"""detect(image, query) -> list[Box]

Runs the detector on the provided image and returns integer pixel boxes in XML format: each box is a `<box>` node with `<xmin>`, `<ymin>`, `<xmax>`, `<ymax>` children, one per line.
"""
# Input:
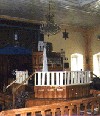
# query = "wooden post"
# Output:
<box><xmin>51</xmin><ymin>109</ymin><xmax>56</xmax><ymax>116</ymax></box>
<box><xmin>91</xmin><ymin>102</ymin><xmax>94</xmax><ymax>115</ymax></box>
<box><xmin>20</xmin><ymin>113</ymin><xmax>26</xmax><ymax>116</ymax></box>
<box><xmin>41</xmin><ymin>111</ymin><xmax>45</xmax><ymax>116</ymax></box>
<box><xmin>67</xmin><ymin>72</ymin><xmax>70</xmax><ymax>85</ymax></box>
<box><xmin>60</xmin><ymin>72</ymin><xmax>63</xmax><ymax>85</ymax></box>
<box><xmin>68</xmin><ymin>106</ymin><xmax>73</xmax><ymax>116</ymax></box>
<box><xmin>83</xmin><ymin>103</ymin><xmax>87</xmax><ymax>116</ymax></box>
<box><xmin>51</xmin><ymin>72</ymin><xmax>54</xmax><ymax>86</ymax></box>
<box><xmin>60</xmin><ymin>107</ymin><xmax>65</xmax><ymax>116</ymax></box>
<box><xmin>76</xmin><ymin>104</ymin><xmax>80</xmax><ymax>116</ymax></box>
<box><xmin>98</xmin><ymin>102</ymin><xmax>100</xmax><ymax>114</ymax></box>
<box><xmin>56</xmin><ymin>72</ymin><xmax>59</xmax><ymax>85</ymax></box>
<box><xmin>31</xmin><ymin>112</ymin><xmax>35</xmax><ymax>116</ymax></box>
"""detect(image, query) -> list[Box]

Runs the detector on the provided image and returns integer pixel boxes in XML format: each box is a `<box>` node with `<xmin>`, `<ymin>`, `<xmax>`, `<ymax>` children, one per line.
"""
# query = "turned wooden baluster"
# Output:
<box><xmin>83</xmin><ymin>103</ymin><xmax>87</xmax><ymax>116</ymax></box>
<box><xmin>91</xmin><ymin>102</ymin><xmax>94</xmax><ymax>115</ymax></box>
<box><xmin>68</xmin><ymin>106</ymin><xmax>73</xmax><ymax>116</ymax></box>
<box><xmin>60</xmin><ymin>107</ymin><xmax>65</xmax><ymax>116</ymax></box>
<box><xmin>20</xmin><ymin>112</ymin><xmax>26</xmax><ymax>116</ymax></box>
<box><xmin>41</xmin><ymin>110</ymin><xmax>45</xmax><ymax>116</ymax></box>
<box><xmin>76</xmin><ymin>104</ymin><xmax>80</xmax><ymax>116</ymax></box>
<box><xmin>98</xmin><ymin>102</ymin><xmax>100</xmax><ymax>114</ymax></box>
<box><xmin>31</xmin><ymin>112</ymin><xmax>35</xmax><ymax>116</ymax></box>
<box><xmin>51</xmin><ymin>109</ymin><xmax>56</xmax><ymax>116</ymax></box>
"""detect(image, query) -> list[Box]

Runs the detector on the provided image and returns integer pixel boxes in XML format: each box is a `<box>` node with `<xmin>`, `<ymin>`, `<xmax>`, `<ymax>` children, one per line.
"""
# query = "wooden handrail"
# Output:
<box><xmin>6</xmin><ymin>76</ymin><xmax>21</xmax><ymax>89</ymax></box>
<box><xmin>13</xmin><ymin>72</ymin><xmax>35</xmax><ymax>92</ymax></box>
<box><xmin>0</xmin><ymin>96</ymin><xmax>100</xmax><ymax>116</ymax></box>
<box><xmin>12</xmin><ymin>72</ymin><xmax>35</xmax><ymax>108</ymax></box>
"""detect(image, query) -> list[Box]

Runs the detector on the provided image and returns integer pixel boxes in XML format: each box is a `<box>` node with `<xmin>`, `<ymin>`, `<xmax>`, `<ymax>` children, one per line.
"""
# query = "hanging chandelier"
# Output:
<box><xmin>40</xmin><ymin>1</ymin><xmax>61</xmax><ymax>37</ymax></box>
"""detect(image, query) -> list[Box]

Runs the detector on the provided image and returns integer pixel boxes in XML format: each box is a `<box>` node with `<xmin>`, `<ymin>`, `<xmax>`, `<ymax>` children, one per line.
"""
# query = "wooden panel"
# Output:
<box><xmin>34</xmin><ymin>84</ymin><xmax>90</xmax><ymax>99</ymax></box>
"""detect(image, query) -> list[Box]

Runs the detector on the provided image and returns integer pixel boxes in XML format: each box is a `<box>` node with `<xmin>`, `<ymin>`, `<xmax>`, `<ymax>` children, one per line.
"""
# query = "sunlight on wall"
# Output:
<box><xmin>71</xmin><ymin>53</ymin><xmax>83</xmax><ymax>71</ymax></box>
<box><xmin>93</xmin><ymin>53</ymin><xmax>100</xmax><ymax>77</ymax></box>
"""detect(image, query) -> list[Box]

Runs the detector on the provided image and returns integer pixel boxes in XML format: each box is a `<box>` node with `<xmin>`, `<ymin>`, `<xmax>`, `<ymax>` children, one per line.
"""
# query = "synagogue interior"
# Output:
<box><xmin>0</xmin><ymin>0</ymin><xmax>100</xmax><ymax>116</ymax></box>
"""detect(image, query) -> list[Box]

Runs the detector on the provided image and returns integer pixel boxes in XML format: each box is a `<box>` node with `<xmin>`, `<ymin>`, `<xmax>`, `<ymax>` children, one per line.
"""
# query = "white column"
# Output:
<box><xmin>34</xmin><ymin>73</ymin><xmax>36</xmax><ymax>86</ymax></box>
<box><xmin>86</xmin><ymin>71</ymin><xmax>90</xmax><ymax>83</ymax></box>
<box><xmin>51</xmin><ymin>72</ymin><xmax>54</xmax><ymax>86</ymax></box>
<box><xmin>74</xmin><ymin>71</ymin><xmax>77</xmax><ymax>84</ymax></box>
<box><xmin>56</xmin><ymin>72</ymin><xmax>59</xmax><ymax>86</ymax></box>
<box><xmin>64</xmin><ymin>72</ymin><xmax>66</xmax><ymax>85</ymax></box>
<box><xmin>19</xmin><ymin>71</ymin><xmax>22</xmax><ymax>83</ymax></box>
<box><xmin>89</xmin><ymin>71</ymin><xmax>91</xmax><ymax>82</ymax></box>
<box><xmin>60</xmin><ymin>72</ymin><xmax>63</xmax><ymax>85</ymax></box>
<box><xmin>25</xmin><ymin>70</ymin><xmax>28</xmax><ymax>83</ymax></box>
<box><xmin>23</xmin><ymin>71</ymin><xmax>25</xmax><ymax>84</ymax></box>
<box><xmin>71</xmin><ymin>72</ymin><xmax>74</xmax><ymax>84</ymax></box>
<box><xmin>78</xmin><ymin>71</ymin><xmax>80</xmax><ymax>83</ymax></box>
<box><xmin>42</xmin><ymin>72</ymin><xmax>45</xmax><ymax>85</ymax></box>
<box><xmin>38</xmin><ymin>72</ymin><xmax>41</xmax><ymax>86</ymax></box>
<box><xmin>67</xmin><ymin>71</ymin><xmax>70</xmax><ymax>85</ymax></box>
<box><xmin>22</xmin><ymin>71</ymin><xmax>24</xmax><ymax>83</ymax></box>
<box><xmin>81</xmin><ymin>72</ymin><xmax>83</xmax><ymax>83</ymax></box>
<box><xmin>47</xmin><ymin>72</ymin><xmax>50</xmax><ymax>85</ymax></box>
<box><xmin>15</xmin><ymin>71</ymin><xmax>19</xmax><ymax>83</ymax></box>
<box><xmin>84</xmin><ymin>71</ymin><xmax>87</xmax><ymax>83</ymax></box>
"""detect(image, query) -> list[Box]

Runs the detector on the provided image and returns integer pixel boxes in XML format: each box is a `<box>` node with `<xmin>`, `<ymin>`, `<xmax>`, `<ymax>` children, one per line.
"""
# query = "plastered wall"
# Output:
<box><xmin>44</xmin><ymin>25</ymin><xmax>100</xmax><ymax>71</ymax></box>
<box><xmin>44</xmin><ymin>26</ymin><xmax>86</xmax><ymax>70</ymax></box>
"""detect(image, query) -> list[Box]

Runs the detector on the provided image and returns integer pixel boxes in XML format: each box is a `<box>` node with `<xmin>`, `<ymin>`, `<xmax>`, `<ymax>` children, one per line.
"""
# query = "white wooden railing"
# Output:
<box><xmin>35</xmin><ymin>71</ymin><xmax>91</xmax><ymax>86</ymax></box>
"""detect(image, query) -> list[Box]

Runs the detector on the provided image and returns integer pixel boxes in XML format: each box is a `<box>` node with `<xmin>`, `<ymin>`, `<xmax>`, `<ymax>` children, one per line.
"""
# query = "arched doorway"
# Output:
<box><xmin>71</xmin><ymin>53</ymin><xmax>83</xmax><ymax>71</ymax></box>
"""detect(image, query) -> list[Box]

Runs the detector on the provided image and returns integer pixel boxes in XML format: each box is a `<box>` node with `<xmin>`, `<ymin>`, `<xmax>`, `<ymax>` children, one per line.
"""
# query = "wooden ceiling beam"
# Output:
<box><xmin>0</xmin><ymin>15</ymin><xmax>42</xmax><ymax>25</ymax></box>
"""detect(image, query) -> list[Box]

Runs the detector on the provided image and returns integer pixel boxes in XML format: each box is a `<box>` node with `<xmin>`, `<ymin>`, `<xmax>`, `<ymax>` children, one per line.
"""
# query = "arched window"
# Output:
<box><xmin>93</xmin><ymin>53</ymin><xmax>100</xmax><ymax>77</ymax></box>
<box><xmin>71</xmin><ymin>53</ymin><xmax>83</xmax><ymax>71</ymax></box>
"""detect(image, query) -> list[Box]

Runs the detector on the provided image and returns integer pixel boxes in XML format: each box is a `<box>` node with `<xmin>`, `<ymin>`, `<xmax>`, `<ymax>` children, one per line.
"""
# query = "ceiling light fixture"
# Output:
<box><xmin>40</xmin><ymin>0</ymin><xmax>60</xmax><ymax>37</ymax></box>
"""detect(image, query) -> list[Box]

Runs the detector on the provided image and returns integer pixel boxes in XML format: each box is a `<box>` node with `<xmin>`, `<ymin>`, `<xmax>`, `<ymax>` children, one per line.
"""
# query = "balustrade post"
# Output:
<box><xmin>71</xmin><ymin>72</ymin><xmax>73</xmax><ymax>84</ymax></box>
<box><xmin>41</xmin><ymin>111</ymin><xmax>45</xmax><ymax>116</ymax></box>
<box><xmin>42</xmin><ymin>72</ymin><xmax>45</xmax><ymax>85</ymax></box>
<box><xmin>60</xmin><ymin>72</ymin><xmax>63</xmax><ymax>85</ymax></box>
<box><xmin>20</xmin><ymin>71</ymin><xmax>23</xmax><ymax>83</ymax></box>
<box><xmin>60</xmin><ymin>107</ymin><xmax>65</xmax><ymax>116</ymax></box>
<box><xmin>51</xmin><ymin>109</ymin><xmax>56</xmax><ymax>116</ymax></box>
<box><xmin>67</xmin><ymin>72</ymin><xmax>70</xmax><ymax>85</ymax></box>
<box><xmin>45</xmin><ymin>110</ymin><xmax>51</xmax><ymax>115</ymax></box>
<box><xmin>84</xmin><ymin>72</ymin><xmax>87</xmax><ymax>83</ymax></box>
<box><xmin>68</xmin><ymin>106</ymin><xmax>73</xmax><ymax>116</ymax></box>
<box><xmin>91</xmin><ymin>103</ymin><xmax>94</xmax><ymax>115</ymax></box>
<box><xmin>51</xmin><ymin>72</ymin><xmax>54</xmax><ymax>86</ymax></box>
<box><xmin>81</xmin><ymin>72</ymin><xmax>83</xmax><ymax>83</ymax></box>
<box><xmin>20</xmin><ymin>112</ymin><xmax>27</xmax><ymax>116</ymax></box>
<box><xmin>76</xmin><ymin>104</ymin><xmax>80</xmax><ymax>116</ymax></box>
<box><xmin>98</xmin><ymin>102</ymin><xmax>100</xmax><ymax>114</ymax></box>
<box><xmin>78</xmin><ymin>72</ymin><xmax>80</xmax><ymax>83</ymax></box>
<box><xmin>74</xmin><ymin>72</ymin><xmax>77</xmax><ymax>84</ymax></box>
<box><xmin>64</xmin><ymin>72</ymin><xmax>66</xmax><ymax>85</ymax></box>
<box><xmin>38</xmin><ymin>72</ymin><xmax>41</xmax><ymax>86</ymax></box>
<box><xmin>83</xmin><ymin>103</ymin><xmax>87</xmax><ymax>116</ymax></box>
<box><xmin>31</xmin><ymin>112</ymin><xmax>35</xmax><ymax>116</ymax></box>
<box><xmin>87</xmin><ymin>71</ymin><xmax>91</xmax><ymax>83</ymax></box>
<box><xmin>47</xmin><ymin>72</ymin><xmax>49</xmax><ymax>85</ymax></box>
<box><xmin>56</xmin><ymin>72</ymin><xmax>59</xmax><ymax>85</ymax></box>
<box><xmin>25</xmin><ymin>70</ymin><xmax>28</xmax><ymax>84</ymax></box>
